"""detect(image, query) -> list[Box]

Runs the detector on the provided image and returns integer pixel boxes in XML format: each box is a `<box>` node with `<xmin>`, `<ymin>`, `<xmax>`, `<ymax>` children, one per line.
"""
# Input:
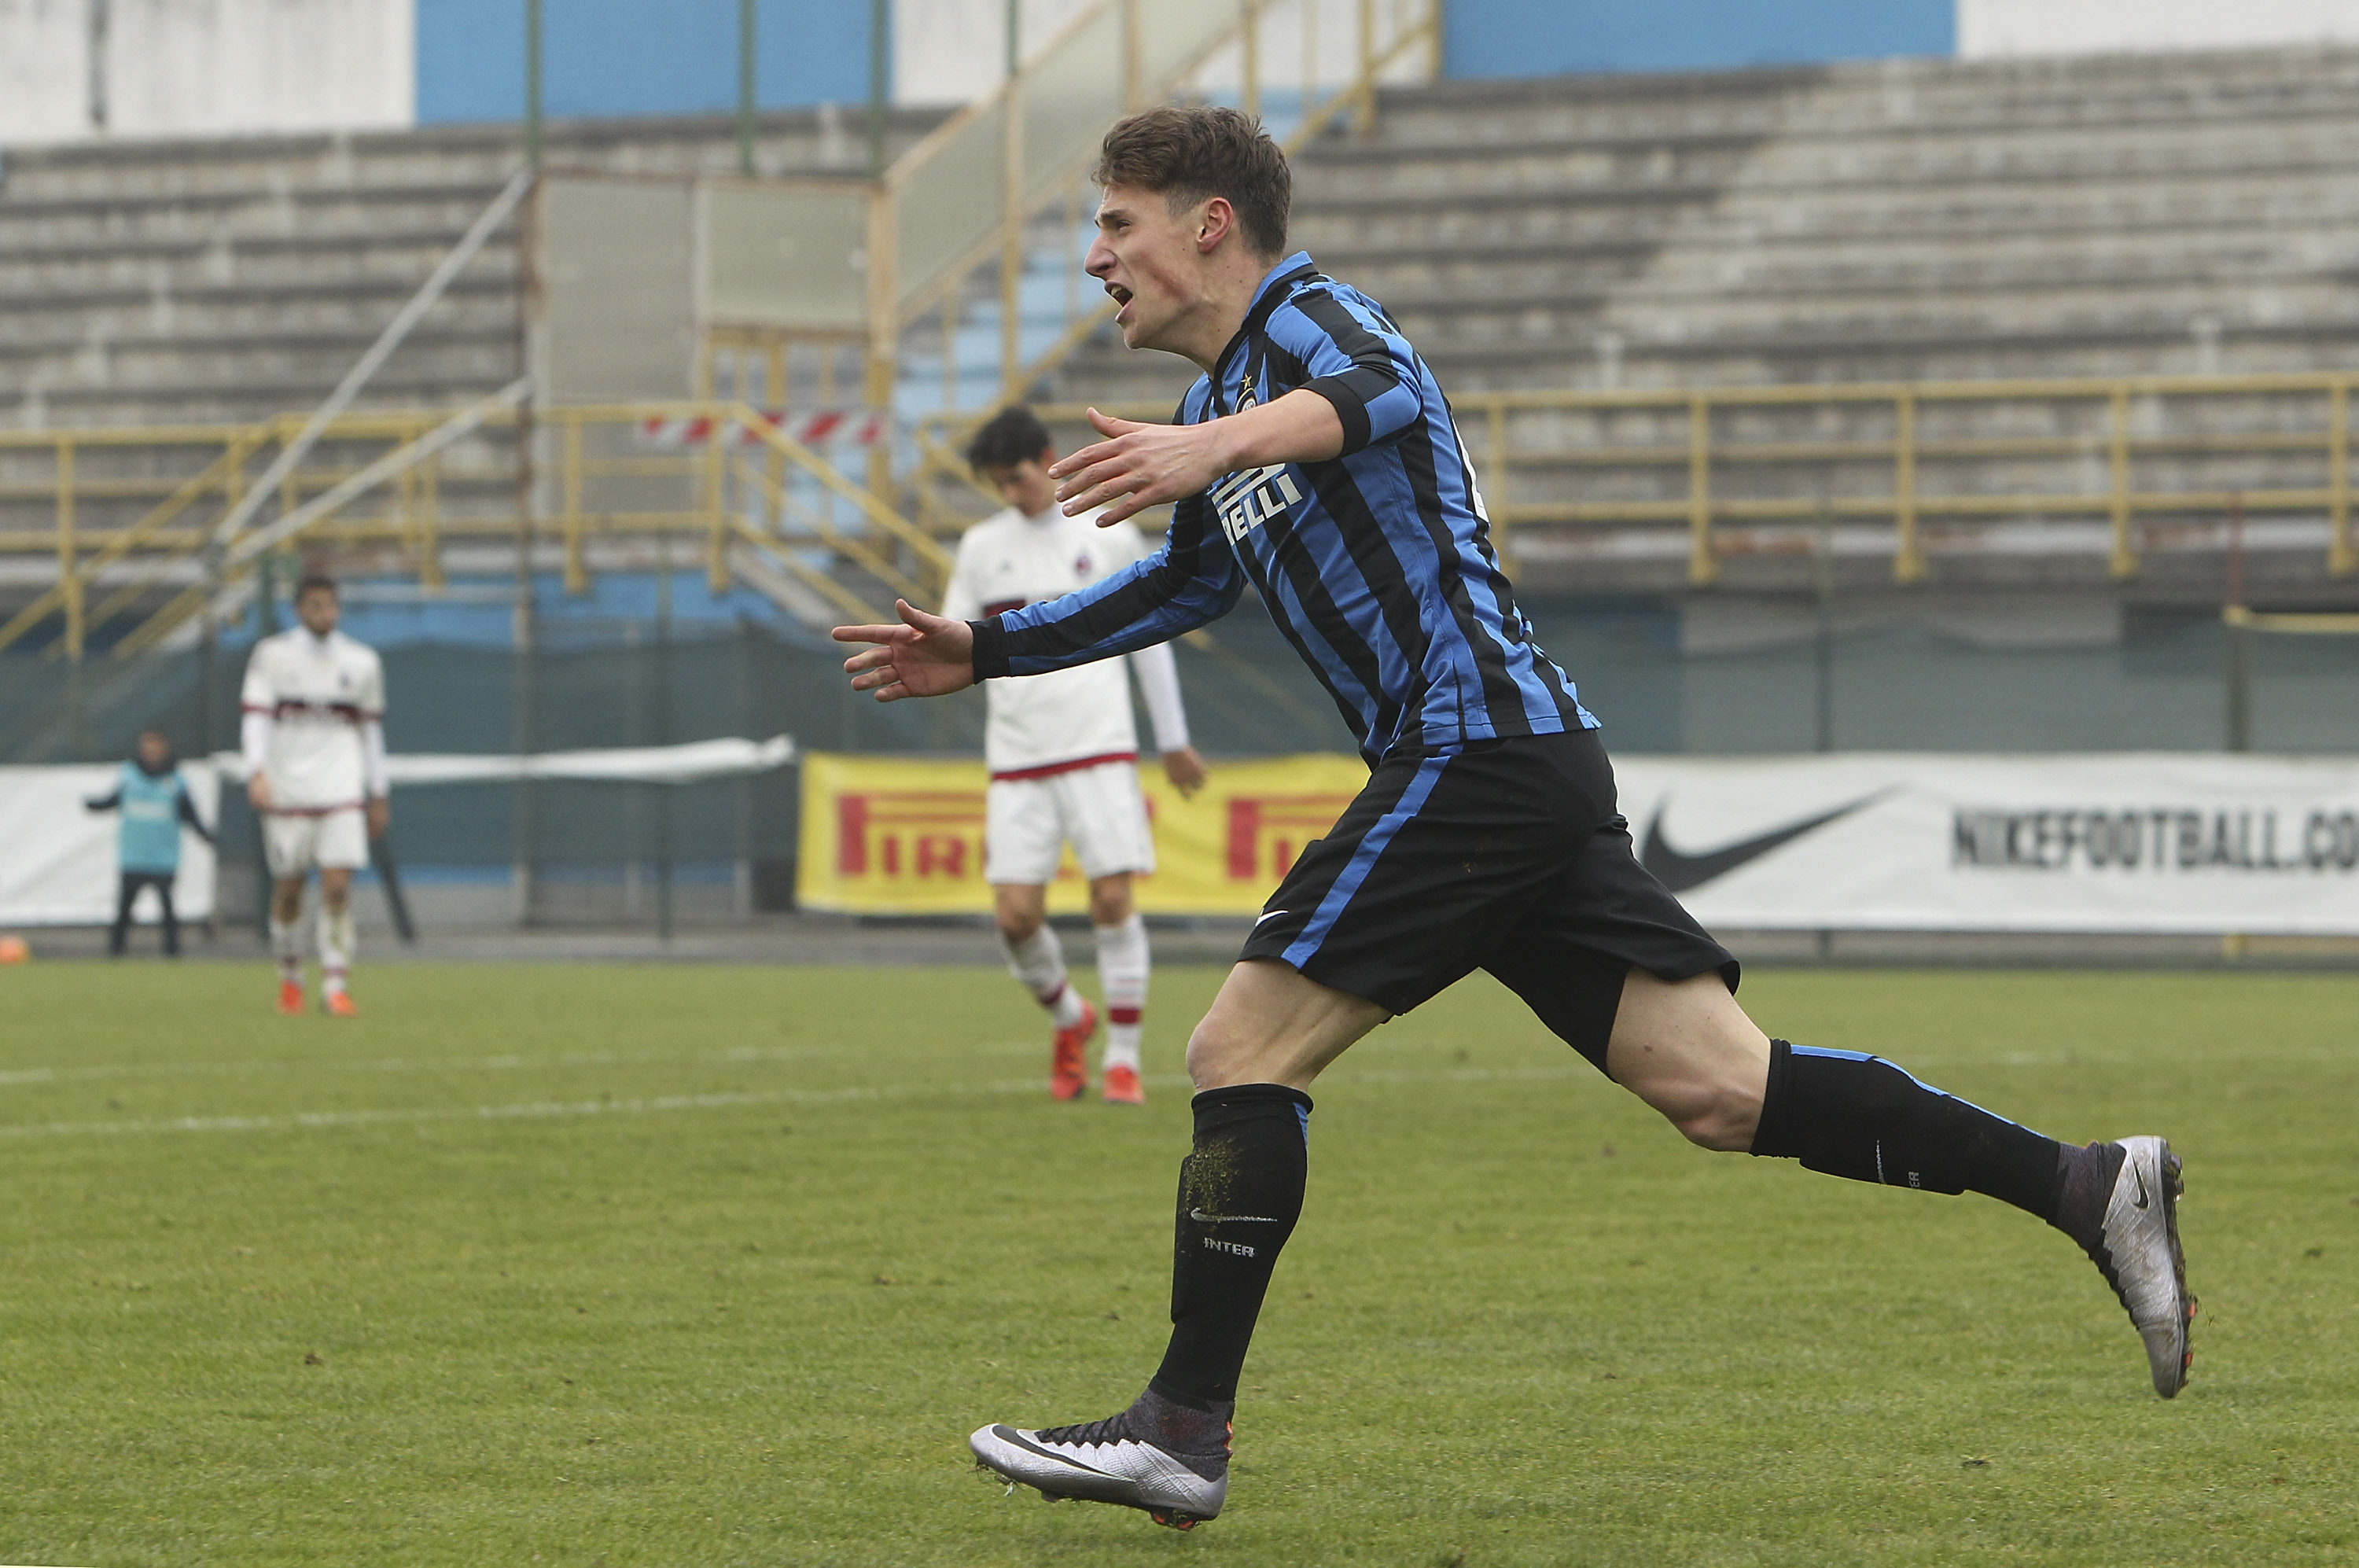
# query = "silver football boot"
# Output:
<box><xmin>2089</xmin><ymin>1136</ymin><xmax>2195</xmax><ymax>1397</ymax></box>
<box><xmin>970</xmin><ymin>1399</ymin><xmax>1229</xmax><ymax>1529</ymax></box>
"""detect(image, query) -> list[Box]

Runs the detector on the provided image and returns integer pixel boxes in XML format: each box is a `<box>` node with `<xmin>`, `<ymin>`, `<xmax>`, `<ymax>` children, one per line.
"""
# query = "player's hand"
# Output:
<box><xmin>366</xmin><ymin>797</ymin><xmax>391</xmax><ymax>839</ymax></box>
<box><xmin>1161</xmin><ymin>746</ymin><xmax>1209</xmax><ymax>799</ymax></box>
<box><xmin>1050</xmin><ymin>408</ymin><xmax>1231</xmax><ymax>527</ymax></box>
<box><xmin>832</xmin><ymin>599</ymin><xmax>977</xmax><ymax>701</ymax></box>
<box><xmin>247</xmin><ymin>775</ymin><xmax>274</xmax><ymax>812</ymax></box>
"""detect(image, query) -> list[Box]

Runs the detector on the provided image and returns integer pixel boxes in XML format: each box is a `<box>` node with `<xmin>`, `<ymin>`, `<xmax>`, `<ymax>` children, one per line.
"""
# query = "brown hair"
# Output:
<box><xmin>1091</xmin><ymin>104</ymin><xmax>1290</xmax><ymax>259</ymax></box>
<box><xmin>965</xmin><ymin>405</ymin><xmax>1053</xmax><ymax>472</ymax></box>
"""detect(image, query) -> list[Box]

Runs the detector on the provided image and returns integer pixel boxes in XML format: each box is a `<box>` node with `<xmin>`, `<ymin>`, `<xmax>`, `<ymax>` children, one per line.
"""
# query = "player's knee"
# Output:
<box><xmin>1182</xmin><ymin>1023</ymin><xmax>1224</xmax><ymax>1090</ymax></box>
<box><xmin>1184</xmin><ymin>1017</ymin><xmax>1268</xmax><ymax>1091</ymax></box>
<box><xmin>994</xmin><ymin>906</ymin><xmax>1043</xmax><ymax>944</ymax></box>
<box><xmin>1087</xmin><ymin>886</ymin><xmax>1129</xmax><ymax>926</ymax></box>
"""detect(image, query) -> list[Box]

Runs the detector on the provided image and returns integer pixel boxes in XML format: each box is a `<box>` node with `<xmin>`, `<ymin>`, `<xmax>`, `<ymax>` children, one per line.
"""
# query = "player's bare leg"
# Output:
<box><xmin>994</xmin><ymin>884</ymin><xmax>1096</xmax><ymax>1099</ymax></box>
<box><xmin>318</xmin><ymin>867</ymin><xmax>359</xmax><ymax>1016</ymax></box>
<box><xmin>1601</xmin><ymin>969</ymin><xmax>1767</xmax><ymax>1149</ymax></box>
<box><xmin>270</xmin><ymin>874</ymin><xmax>308</xmax><ymax>1014</ymax></box>
<box><xmin>1088</xmin><ymin>874</ymin><xmax>1150</xmax><ymax>1104</ymax></box>
<box><xmin>1603</xmin><ymin>969</ymin><xmax>2190</xmax><ymax>1394</ymax></box>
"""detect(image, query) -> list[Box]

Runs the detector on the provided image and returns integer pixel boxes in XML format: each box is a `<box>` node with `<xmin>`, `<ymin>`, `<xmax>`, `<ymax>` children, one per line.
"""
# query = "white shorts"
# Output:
<box><xmin>985</xmin><ymin>760</ymin><xmax>1155</xmax><ymax>885</ymax></box>
<box><xmin>263</xmin><ymin>807</ymin><xmax>369</xmax><ymax>878</ymax></box>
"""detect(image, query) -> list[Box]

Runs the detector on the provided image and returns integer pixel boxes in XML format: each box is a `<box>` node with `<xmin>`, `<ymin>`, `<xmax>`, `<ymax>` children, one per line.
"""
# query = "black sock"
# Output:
<box><xmin>1750</xmin><ymin>1040</ymin><xmax>2063</xmax><ymax>1220</ymax></box>
<box><xmin>1148</xmin><ymin>1084</ymin><xmax>1312</xmax><ymax>1412</ymax></box>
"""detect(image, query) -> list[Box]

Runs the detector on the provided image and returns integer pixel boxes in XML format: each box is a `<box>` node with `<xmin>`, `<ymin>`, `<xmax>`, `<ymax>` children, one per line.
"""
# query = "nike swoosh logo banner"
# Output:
<box><xmin>1640</xmin><ymin>792</ymin><xmax>1890</xmax><ymax>893</ymax></box>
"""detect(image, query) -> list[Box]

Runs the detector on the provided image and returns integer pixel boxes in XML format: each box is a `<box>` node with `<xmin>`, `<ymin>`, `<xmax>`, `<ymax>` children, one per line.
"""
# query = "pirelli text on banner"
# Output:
<box><xmin>796</xmin><ymin>753</ymin><xmax>1367</xmax><ymax>916</ymax></box>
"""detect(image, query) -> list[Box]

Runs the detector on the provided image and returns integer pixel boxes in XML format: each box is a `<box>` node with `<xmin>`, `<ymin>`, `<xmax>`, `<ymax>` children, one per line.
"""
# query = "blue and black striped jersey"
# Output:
<box><xmin>970</xmin><ymin>251</ymin><xmax>1598</xmax><ymax>764</ymax></box>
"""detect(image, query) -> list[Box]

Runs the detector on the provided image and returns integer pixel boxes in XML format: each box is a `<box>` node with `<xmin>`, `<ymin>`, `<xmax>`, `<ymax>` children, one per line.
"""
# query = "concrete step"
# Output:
<box><xmin>0</xmin><ymin>185</ymin><xmax>518</xmax><ymax>249</ymax></box>
<box><xmin>1302</xmin><ymin>116</ymin><xmax>2359</xmax><ymax>208</ymax></box>
<box><xmin>0</xmin><ymin>274</ymin><xmax>515</xmax><ymax>351</ymax></box>
<box><xmin>1329</xmin><ymin>234</ymin><xmax>2356</xmax><ymax>316</ymax></box>
<box><xmin>1321</xmin><ymin>82</ymin><xmax>2359</xmax><ymax>160</ymax></box>
<box><xmin>1362</xmin><ymin>46</ymin><xmax>2359</xmax><ymax>145</ymax></box>
<box><xmin>11</xmin><ymin>354</ymin><xmax>521</xmax><ymax>428</ymax></box>
<box><xmin>1380</xmin><ymin>281</ymin><xmax>2355</xmax><ymax>363</ymax></box>
<box><xmin>1294</xmin><ymin>180</ymin><xmax>2359</xmax><ymax>265</ymax></box>
<box><xmin>0</xmin><ymin>234</ymin><xmax>521</xmax><ymax>295</ymax></box>
<box><xmin>1294</xmin><ymin>160</ymin><xmax>2359</xmax><ymax>241</ymax></box>
<box><xmin>1419</xmin><ymin>320</ymin><xmax>2359</xmax><ymax>393</ymax></box>
<box><xmin>0</xmin><ymin>107</ymin><xmax>946</xmax><ymax>201</ymax></box>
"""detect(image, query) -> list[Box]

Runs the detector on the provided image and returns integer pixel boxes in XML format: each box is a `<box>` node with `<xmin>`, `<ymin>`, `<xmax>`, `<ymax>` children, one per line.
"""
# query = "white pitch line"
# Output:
<box><xmin>0</xmin><ymin>1065</ymin><xmax>1589</xmax><ymax>1144</ymax></box>
<box><xmin>0</xmin><ymin>1078</ymin><xmax>1046</xmax><ymax>1142</ymax></box>
<box><xmin>0</xmin><ymin>1040</ymin><xmax>955</xmax><ymax>1088</ymax></box>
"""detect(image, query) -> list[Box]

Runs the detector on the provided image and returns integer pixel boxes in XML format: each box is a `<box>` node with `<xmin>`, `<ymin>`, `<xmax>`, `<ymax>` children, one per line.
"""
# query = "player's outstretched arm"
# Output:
<box><xmin>833</xmin><ymin>599</ymin><xmax>977</xmax><ymax>702</ymax></box>
<box><xmin>1051</xmin><ymin>396</ymin><xmax>1345</xmax><ymax>526</ymax></box>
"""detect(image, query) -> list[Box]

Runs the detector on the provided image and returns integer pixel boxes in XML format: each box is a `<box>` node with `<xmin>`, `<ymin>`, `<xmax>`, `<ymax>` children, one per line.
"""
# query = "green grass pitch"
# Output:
<box><xmin>0</xmin><ymin>959</ymin><xmax>2353</xmax><ymax>1566</ymax></box>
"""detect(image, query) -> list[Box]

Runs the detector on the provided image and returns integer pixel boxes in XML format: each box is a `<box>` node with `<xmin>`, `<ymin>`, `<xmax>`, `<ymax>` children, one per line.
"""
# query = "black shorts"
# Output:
<box><xmin>1238</xmin><ymin>728</ymin><xmax>1737</xmax><ymax>1073</ymax></box>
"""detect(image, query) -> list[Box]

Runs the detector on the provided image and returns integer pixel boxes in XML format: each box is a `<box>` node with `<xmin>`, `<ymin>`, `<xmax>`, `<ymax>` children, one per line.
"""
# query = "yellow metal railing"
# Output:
<box><xmin>0</xmin><ymin>402</ymin><xmax>941</xmax><ymax>658</ymax></box>
<box><xmin>914</xmin><ymin>370</ymin><xmax>2359</xmax><ymax>583</ymax></box>
<box><xmin>12</xmin><ymin>369</ymin><xmax>2354</xmax><ymax>661</ymax></box>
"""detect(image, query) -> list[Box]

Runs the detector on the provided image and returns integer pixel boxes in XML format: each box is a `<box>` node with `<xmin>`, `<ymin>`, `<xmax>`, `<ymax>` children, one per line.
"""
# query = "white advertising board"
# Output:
<box><xmin>1615</xmin><ymin>754</ymin><xmax>2359</xmax><ymax>935</ymax></box>
<box><xmin>0</xmin><ymin>741</ymin><xmax>793</xmax><ymax>928</ymax></box>
<box><xmin>0</xmin><ymin>765</ymin><xmax>219</xmax><ymax>927</ymax></box>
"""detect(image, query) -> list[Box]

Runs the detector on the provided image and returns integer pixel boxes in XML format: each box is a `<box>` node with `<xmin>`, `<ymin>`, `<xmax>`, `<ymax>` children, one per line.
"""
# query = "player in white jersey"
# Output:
<box><xmin>239</xmin><ymin>575</ymin><xmax>389</xmax><ymax>1017</ymax></box>
<box><xmin>947</xmin><ymin>407</ymin><xmax>1206</xmax><ymax>1103</ymax></box>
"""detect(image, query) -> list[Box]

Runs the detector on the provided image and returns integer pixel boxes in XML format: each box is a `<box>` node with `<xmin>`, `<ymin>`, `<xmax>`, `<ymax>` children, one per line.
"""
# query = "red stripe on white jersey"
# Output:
<box><xmin>988</xmin><ymin>751</ymin><xmax>1138</xmax><ymax>783</ymax></box>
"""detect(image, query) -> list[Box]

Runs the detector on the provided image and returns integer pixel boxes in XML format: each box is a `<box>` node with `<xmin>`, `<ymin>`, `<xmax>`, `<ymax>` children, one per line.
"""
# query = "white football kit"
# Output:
<box><xmin>943</xmin><ymin>503</ymin><xmax>1192</xmax><ymax>885</ymax></box>
<box><xmin>240</xmin><ymin>628</ymin><xmax>389</xmax><ymax>876</ymax></box>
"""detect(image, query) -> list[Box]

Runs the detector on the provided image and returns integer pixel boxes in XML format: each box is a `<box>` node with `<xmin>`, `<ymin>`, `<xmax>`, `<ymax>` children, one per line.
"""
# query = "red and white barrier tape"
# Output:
<box><xmin>637</xmin><ymin>410</ymin><xmax>888</xmax><ymax>447</ymax></box>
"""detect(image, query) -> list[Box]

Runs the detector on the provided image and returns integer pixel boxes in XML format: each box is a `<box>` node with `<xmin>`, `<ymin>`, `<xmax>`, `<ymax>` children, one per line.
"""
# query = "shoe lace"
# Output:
<box><xmin>1035</xmin><ymin>1411</ymin><xmax>1135</xmax><ymax>1449</ymax></box>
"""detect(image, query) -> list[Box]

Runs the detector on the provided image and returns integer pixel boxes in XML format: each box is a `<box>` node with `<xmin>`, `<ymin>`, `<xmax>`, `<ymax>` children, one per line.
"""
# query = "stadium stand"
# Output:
<box><xmin>12</xmin><ymin>46</ymin><xmax>2354</xmax><ymax>427</ymax></box>
<box><xmin>1058</xmin><ymin>45</ymin><xmax>2359</xmax><ymax>403</ymax></box>
<box><xmin>0</xmin><ymin>107</ymin><xmax>942</xmax><ymax>431</ymax></box>
<box><xmin>7</xmin><ymin>43</ymin><xmax>2358</xmax><ymax>637</ymax></box>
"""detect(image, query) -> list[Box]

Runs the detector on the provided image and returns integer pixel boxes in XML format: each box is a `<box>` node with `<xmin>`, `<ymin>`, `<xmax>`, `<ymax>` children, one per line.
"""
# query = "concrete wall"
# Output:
<box><xmin>0</xmin><ymin>0</ymin><xmax>413</xmax><ymax>145</ymax></box>
<box><xmin>0</xmin><ymin>0</ymin><xmax>89</xmax><ymax>145</ymax></box>
<box><xmin>893</xmin><ymin>0</ymin><xmax>1086</xmax><ymax>106</ymax></box>
<box><xmin>1960</xmin><ymin>0</ymin><xmax>2359</xmax><ymax>58</ymax></box>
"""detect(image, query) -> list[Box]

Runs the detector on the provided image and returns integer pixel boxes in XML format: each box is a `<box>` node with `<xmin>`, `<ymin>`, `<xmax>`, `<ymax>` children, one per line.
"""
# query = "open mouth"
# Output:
<box><xmin>1106</xmin><ymin>282</ymin><xmax>1133</xmax><ymax>316</ymax></box>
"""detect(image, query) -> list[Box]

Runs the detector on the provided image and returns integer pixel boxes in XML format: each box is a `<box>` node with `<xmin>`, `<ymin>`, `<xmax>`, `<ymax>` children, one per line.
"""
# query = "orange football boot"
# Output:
<box><xmin>277</xmin><ymin>978</ymin><xmax>305</xmax><ymax>1016</ymax></box>
<box><xmin>1051</xmin><ymin>998</ymin><xmax>1097</xmax><ymax>1102</ymax></box>
<box><xmin>322</xmin><ymin>989</ymin><xmax>359</xmax><ymax>1018</ymax></box>
<box><xmin>1101</xmin><ymin>1063</ymin><xmax>1145</xmax><ymax>1105</ymax></box>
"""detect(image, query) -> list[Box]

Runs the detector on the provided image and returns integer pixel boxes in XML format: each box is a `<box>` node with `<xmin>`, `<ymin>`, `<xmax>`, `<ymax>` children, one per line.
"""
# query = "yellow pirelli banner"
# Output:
<box><xmin>796</xmin><ymin>752</ymin><xmax>1369</xmax><ymax>915</ymax></box>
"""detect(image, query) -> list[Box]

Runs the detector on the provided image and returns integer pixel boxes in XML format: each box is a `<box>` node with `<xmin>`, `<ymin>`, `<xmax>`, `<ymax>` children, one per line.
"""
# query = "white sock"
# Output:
<box><xmin>270</xmin><ymin>915</ymin><xmax>305</xmax><ymax>985</ymax></box>
<box><xmin>1095</xmin><ymin>912</ymin><xmax>1148</xmax><ymax>1072</ymax></box>
<box><xmin>319</xmin><ymin>905</ymin><xmax>355</xmax><ymax>996</ymax></box>
<box><xmin>1000</xmin><ymin>925</ymin><xmax>1084</xmax><ymax>1027</ymax></box>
